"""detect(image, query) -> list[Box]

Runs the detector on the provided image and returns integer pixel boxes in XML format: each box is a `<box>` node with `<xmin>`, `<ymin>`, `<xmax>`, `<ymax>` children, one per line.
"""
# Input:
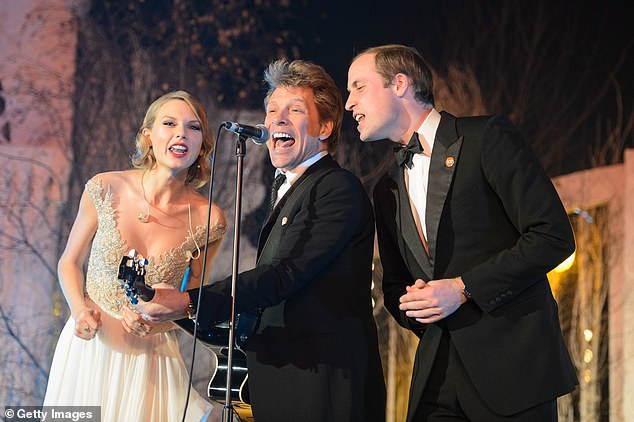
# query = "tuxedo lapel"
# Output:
<box><xmin>426</xmin><ymin>112</ymin><xmax>462</xmax><ymax>263</ymax></box>
<box><xmin>387</xmin><ymin>163</ymin><xmax>433</xmax><ymax>279</ymax></box>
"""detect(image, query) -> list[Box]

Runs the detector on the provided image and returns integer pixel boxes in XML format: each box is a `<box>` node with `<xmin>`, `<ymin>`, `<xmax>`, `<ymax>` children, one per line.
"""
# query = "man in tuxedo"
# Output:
<box><xmin>345</xmin><ymin>44</ymin><xmax>577</xmax><ymax>421</ymax></box>
<box><xmin>139</xmin><ymin>59</ymin><xmax>386</xmax><ymax>421</ymax></box>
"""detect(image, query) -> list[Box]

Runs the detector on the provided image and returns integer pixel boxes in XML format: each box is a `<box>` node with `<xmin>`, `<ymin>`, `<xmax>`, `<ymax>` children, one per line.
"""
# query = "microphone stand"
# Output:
<box><xmin>222</xmin><ymin>133</ymin><xmax>247</xmax><ymax>422</ymax></box>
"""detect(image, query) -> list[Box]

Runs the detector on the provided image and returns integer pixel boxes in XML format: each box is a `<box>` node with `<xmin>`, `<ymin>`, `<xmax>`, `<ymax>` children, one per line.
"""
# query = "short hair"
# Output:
<box><xmin>263</xmin><ymin>59</ymin><xmax>343</xmax><ymax>154</ymax></box>
<box><xmin>356</xmin><ymin>44</ymin><xmax>434</xmax><ymax>106</ymax></box>
<box><xmin>131</xmin><ymin>90</ymin><xmax>213</xmax><ymax>188</ymax></box>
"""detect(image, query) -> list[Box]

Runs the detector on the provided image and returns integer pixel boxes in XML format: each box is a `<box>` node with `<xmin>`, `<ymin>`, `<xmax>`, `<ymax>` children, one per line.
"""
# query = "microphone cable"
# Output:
<box><xmin>181</xmin><ymin>123</ymin><xmax>221</xmax><ymax>422</ymax></box>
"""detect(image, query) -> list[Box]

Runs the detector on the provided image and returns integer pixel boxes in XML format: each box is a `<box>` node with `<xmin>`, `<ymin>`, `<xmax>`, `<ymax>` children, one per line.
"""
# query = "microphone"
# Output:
<box><xmin>223</xmin><ymin>121</ymin><xmax>269</xmax><ymax>144</ymax></box>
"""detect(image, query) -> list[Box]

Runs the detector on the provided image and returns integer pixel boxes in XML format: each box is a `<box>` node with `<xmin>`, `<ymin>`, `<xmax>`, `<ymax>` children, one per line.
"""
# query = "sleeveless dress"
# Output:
<box><xmin>44</xmin><ymin>179</ymin><xmax>226</xmax><ymax>421</ymax></box>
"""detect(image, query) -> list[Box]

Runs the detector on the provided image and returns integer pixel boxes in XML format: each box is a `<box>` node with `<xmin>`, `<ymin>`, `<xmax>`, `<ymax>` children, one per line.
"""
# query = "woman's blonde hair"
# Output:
<box><xmin>131</xmin><ymin>90</ymin><xmax>213</xmax><ymax>188</ymax></box>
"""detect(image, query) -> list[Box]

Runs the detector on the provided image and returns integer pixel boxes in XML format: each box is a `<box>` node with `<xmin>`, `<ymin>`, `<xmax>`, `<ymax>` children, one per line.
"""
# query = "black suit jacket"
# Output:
<box><xmin>374</xmin><ymin>112</ymin><xmax>577</xmax><ymax>418</ymax></box>
<box><xmin>194</xmin><ymin>155</ymin><xmax>386</xmax><ymax>421</ymax></box>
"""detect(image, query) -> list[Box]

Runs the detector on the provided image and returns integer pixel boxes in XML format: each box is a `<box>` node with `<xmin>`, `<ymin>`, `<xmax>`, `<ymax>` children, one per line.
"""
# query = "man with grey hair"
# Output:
<box><xmin>139</xmin><ymin>59</ymin><xmax>386</xmax><ymax>421</ymax></box>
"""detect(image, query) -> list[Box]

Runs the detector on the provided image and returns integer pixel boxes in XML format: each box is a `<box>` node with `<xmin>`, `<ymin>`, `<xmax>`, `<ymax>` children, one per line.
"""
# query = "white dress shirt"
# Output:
<box><xmin>405</xmin><ymin>108</ymin><xmax>441</xmax><ymax>244</ymax></box>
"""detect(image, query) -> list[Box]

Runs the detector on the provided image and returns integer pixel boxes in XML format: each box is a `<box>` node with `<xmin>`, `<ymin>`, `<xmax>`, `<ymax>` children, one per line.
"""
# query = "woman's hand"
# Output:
<box><xmin>73</xmin><ymin>307</ymin><xmax>102</xmax><ymax>340</ymax></box>
<box><xmin>120</xmin><ymin>305</ymin><xmax>173</xmax><ymax>337</ymax></box>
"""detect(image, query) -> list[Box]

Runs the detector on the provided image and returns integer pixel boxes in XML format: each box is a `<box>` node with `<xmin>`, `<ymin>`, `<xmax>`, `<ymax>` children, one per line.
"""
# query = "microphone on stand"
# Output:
<box><xmin>223</xmin><ymin>121</ymin><xmax>269</xmax><ymax>144</ymax></box>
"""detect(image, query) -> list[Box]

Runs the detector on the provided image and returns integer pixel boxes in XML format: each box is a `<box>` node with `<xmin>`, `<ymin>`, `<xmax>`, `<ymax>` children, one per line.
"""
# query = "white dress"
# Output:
<box><xmin>44</xmin><ymin>179</ymin><xmax>226</xmax><ymax>422</ymax></box>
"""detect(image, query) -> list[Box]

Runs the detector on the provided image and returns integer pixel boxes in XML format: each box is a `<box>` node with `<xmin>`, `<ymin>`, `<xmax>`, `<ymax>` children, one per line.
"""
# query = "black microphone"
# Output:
<box><xmin>223</xmin><ymin>121</ymin><xmax>269</xmax><ymax>144</ymax></box>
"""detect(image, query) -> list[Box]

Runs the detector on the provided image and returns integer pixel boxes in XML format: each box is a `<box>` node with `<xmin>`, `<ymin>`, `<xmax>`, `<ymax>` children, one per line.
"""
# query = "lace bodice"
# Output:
<box><xmin>84</xmin><ymin>179</ymin><xmax>225</xmax><ymax>318</ymax></box>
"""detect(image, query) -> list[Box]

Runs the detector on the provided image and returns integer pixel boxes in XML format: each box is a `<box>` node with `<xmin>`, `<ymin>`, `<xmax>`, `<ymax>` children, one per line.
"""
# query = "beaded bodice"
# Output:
<box><xmin>84</xmin><ymin>179</ymin><xmax>225</xmax><ymax>318</ymax></box>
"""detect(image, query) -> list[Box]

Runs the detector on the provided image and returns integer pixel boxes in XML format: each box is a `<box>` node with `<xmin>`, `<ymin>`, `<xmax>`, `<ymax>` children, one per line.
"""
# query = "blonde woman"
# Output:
<box><xmin>44</xmin><ymin>91</ymin><xmax>226</xmax><ymax>421</ymax></box>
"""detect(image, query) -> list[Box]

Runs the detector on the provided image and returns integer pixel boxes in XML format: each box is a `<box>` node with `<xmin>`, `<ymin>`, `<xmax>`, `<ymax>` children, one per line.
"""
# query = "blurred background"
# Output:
<box><xmin>1</xmin><ymin>1</ymin><xmax>632</xmax><ymax>421</ymax></box>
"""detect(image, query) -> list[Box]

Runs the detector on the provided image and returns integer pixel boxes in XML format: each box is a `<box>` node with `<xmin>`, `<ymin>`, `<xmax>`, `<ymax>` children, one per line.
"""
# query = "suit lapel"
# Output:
<box><xmin>258</xmin><ymin>204</ymin><xmax>282</xmax><ymax>256</ymax></box>
<box><xmin>426</xmin><ymin>112</ymin><xmax>462</xmax><ymax>262</ymax></box>
<box><xmin>257</xmin><ymin>155</ymin><xmax>336</xmax><ymax>258</ymax></box>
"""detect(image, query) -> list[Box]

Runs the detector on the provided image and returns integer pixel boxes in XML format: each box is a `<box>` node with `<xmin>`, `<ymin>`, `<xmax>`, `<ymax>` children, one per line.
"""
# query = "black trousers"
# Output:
<box><xmin>413</xmin><ymin>331</ymin><xmax>558</xmax><ymax>422</ymax></box>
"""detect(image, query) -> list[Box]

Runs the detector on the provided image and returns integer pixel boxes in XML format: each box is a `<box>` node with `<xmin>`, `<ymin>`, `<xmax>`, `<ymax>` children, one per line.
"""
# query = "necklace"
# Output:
<box><xmin>138</xmin><ymin>171</ymin><xmax>201</xmax><ymax>262</ymax></box>
<box><xmin>137</xmin><ymin>171</ymin><xmax>151</xmax><ymax>223</ymax></box>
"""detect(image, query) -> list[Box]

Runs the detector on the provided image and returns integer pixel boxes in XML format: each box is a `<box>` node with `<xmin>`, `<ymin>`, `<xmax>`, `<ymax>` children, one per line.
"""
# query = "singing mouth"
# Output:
<box><xmin>272</xmin><ymin>132</ymin><xmax>295</xmax><ymax>148</ymax></box>
<box><xmin>169</xmin><ymin>144</ymin><xmax>189</xmax><ymax>154</ymax></box>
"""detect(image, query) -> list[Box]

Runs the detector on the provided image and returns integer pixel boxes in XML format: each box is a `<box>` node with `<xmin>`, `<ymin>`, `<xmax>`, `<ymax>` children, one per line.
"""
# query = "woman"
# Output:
<box><xmin>43</xmin><ymin>91</ymin><xmax>226</xmax><ymax>421</ymax></box>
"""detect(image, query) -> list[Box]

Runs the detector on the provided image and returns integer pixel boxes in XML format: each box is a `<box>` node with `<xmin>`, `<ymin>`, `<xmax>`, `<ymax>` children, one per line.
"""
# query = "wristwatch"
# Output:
<box><xmin>462</xmin><ymin>286</ymin><xmax>473</xmax><ymax>301</ymax></box>
<box><xmin>186</xmin><ymin>294</ymin><xmax>196</xmax><ymax>320</ymax></box>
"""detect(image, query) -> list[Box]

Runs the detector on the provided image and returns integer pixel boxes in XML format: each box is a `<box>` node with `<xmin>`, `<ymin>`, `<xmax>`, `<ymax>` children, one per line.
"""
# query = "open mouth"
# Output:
<box><xmin>272</xmin><ymin>132</ymin><xmax>295</xmax><ymax>148</ymax></box>
<box><xmin>169</xmin><ymin>144</ymin><xmax>188</xmax><ymax>155</ymax></box>
<box><xmin>354</xmin><ymin>113</ymin><xmax>365</xmax><ymax>124</ymax></box>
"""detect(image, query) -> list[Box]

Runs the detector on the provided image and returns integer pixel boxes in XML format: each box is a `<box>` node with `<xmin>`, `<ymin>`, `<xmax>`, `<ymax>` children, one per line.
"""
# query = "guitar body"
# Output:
<box><xmin>209</xmin><ymin>348</ymin><xmax>252</xmax><ymax>421</ymax></box>
<box><xmin>174</xmin><ymin>312</ymin><xmax>259</xmax><ymax>349</ymax></box>
<box><xmin>174</xmin><ymin>315</ymin><xmax>259</xmax><ymax>422</ymax></box>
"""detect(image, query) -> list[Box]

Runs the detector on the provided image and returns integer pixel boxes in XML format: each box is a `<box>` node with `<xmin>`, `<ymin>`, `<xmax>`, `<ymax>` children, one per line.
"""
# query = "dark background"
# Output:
<box><xmin>82</xmin><ymin>0</ymin><xmax>633</xmax><ymax>178</ymax></box>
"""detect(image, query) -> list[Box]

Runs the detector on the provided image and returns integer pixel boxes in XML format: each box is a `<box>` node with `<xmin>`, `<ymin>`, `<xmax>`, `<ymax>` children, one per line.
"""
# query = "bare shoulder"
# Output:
<box><xmin>210</xmin><ymin>202</ymin><xmax>227</xmax><ymax>229</ymax></box>
<box><xmin>90</xmin><ymin>169</ymin><xmax>136</xmax><ymax>186</ymax></box>
<box><xmin>189</xmin><ymin>190</ymin><xmax>227</xmax><ymax>229</ymax></box>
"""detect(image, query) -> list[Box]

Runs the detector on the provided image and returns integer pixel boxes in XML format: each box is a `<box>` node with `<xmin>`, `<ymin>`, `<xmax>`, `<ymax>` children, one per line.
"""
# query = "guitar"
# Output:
<box><xmin>117</xmin><ymin>249</ymin><xmax>256</xmax><ymax>421</ymax></box>
<box><xmin>175</xmin><ymin>313</ymin><xmax>258</xmax><ymax>421</ymax></box>
<box><xmin>117</xmin><ymin>249</ymin><xmax>154</xmax><ymax>304</ymax></box>
<box><xmin>208</xmin><ymin>347</ymin><xmax>253</xmax><ymax>421</ymax></box>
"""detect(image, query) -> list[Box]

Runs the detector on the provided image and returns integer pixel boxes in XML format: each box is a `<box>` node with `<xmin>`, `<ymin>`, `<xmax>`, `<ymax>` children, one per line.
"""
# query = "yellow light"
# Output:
<box><xmin>583</xmin><ymin>329</ymin><xmax>593</xmax><ymax>343</ymax></box>
<box><xmin>554</xmin><ymin>252</ymin><xmax>576</xmax><ymax>273</ymax></box>
<box><xmin>583</xmin><ymin>369</ymin><xmax>592</xmax><ymax>383</ymax></box>
<box><xmin>583</xmin><ymin>349</ymin><xmax>594</xmax><ymax>363</ymax></box>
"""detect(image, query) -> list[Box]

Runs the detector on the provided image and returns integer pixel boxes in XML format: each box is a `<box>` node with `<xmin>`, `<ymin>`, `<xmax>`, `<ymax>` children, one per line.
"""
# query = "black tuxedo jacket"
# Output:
<box><xmin>374</xmin><ymin>112</ymin><xmax>577</xmax><ymax>418</ymax></box>
<box><xmin>194</xmin><ymin>155</ymin><xmax>386</xmax><ymax>421</ymax></box>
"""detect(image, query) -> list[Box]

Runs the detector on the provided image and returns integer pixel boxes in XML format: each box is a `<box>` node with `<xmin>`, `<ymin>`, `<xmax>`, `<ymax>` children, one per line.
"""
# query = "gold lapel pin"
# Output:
<box><xmin>445</xmin><ymin>156</ymin><xmax>455</xmax><ymax>168</ymax></box>
<box><xmin>281</xmin><ymin>216</ymin><xmax>288</xmax><ymax>226</ymax></box>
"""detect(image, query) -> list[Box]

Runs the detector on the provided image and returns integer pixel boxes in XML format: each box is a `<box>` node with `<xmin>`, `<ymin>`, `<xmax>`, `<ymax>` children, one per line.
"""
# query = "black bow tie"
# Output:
<box><xmin>394</xmin><ymin>132</ymin><xmax>424</xmax><ymax>169</ymax></box>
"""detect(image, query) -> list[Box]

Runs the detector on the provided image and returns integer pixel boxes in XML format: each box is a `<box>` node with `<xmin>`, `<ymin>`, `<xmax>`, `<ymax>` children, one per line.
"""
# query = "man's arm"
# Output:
<box><xmin>459</xmin><ymin>116</ymin><xmax>575</xmax><ymax>312</ymax></box>
<box><xmin>135</xmin><ymin>286</ymin><xmax>190</xmax><ymax>322</ymax></box>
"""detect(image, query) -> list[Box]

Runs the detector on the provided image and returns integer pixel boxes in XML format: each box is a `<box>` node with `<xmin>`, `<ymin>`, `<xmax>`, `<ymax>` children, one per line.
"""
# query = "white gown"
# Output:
<box><xmin>44</xmin><ymin>179</ymin><xmax>226</xmax><ymax>422</ymax></box>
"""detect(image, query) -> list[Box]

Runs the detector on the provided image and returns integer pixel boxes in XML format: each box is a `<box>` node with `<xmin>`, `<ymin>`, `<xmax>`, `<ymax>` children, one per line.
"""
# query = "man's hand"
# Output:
<box><xmin>120</xmin><ymin>306</ymin><xmax>174</xmax><ymax>337</ymax></box>
<box><xmin>133</xmin><ymin>283</ymin><xmax>190</xmax><ymax>322</ymax></box>
<box><xmin>399</xmin><ymin>277</ymin><xmax>466</xmax><ymax>323</ymax></box>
